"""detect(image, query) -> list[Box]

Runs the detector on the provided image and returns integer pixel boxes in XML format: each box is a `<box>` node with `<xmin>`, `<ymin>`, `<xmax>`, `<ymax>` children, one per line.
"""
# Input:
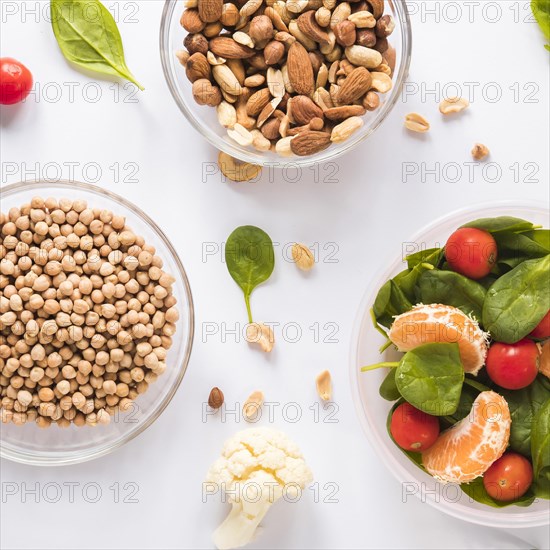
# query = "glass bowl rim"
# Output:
<box><xmin>349</xmin><ymin>199</ymin><xmax>550</xmax><ymax>528</ymax></box>
<box><xmin>159</xmin><ymin>0</ymin><xmax>413</xmax><ymax>167</ymax></box>
<box><xmin>0</xmin><ymin>179</ymin><xmax>195</xmax><ymax>466</ymax></box>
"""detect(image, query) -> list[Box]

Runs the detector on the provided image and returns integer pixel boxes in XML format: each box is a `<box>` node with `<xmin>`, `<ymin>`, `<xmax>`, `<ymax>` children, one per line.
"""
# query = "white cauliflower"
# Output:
<box><xmin>205</xmin><ymin>427</ymin><xmax>313</xmax><ymax>550</ymax></box>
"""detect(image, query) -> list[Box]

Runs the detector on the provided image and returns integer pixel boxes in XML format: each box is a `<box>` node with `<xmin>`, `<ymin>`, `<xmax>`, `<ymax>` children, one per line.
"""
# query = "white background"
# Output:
<box><xmin>1</xmin><ymin>1</ymin><xmax>550</xmax><ymax>549</ymax></box>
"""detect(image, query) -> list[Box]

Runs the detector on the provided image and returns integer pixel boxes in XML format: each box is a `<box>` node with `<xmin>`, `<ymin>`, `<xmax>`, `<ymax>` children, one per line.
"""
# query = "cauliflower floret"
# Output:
<box><xmin>205</xmin><ymin>427</ymin><xmax>313</xmax><ymax>550</ymax></box>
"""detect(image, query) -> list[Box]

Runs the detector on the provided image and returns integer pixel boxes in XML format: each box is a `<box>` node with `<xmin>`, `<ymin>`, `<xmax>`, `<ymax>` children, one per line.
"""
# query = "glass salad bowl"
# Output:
<box><xmin>0</xmin><ymin>180</ymin><xmax>194</xmax><ymax>465</ymax></box>
<box><xmin>350</xmin><ymin>201</ymin><xmax>550</xmax><ymax>528</ymax></box>
<box><xmin>159</xmin><ymin>0</ymin><xmax>412</xmax><ymax>166</ymax></box>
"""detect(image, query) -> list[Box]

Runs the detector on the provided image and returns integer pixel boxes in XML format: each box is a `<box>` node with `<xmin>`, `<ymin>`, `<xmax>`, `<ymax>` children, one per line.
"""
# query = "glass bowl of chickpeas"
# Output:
<box><xmin>0</xmin><ymin>180</ymin><xmax>194</xmax><ymax>465</ymax></box>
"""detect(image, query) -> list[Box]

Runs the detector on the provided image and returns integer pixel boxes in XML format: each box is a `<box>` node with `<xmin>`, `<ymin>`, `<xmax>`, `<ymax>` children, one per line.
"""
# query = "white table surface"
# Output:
<box><xmin>1</xmin><ymin>1</ymin><xmax>549</xmax><ymax>549</ymax></box>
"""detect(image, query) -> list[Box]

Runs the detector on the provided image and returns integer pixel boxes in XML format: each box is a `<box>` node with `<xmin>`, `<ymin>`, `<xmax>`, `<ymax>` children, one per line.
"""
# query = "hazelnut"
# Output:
<box><xmin>334</xmin><ymin>20</ymin><xmax>357</xmax><ymax>48</ymax></box>
<box><xmin>356</xmin><ymin>28</ymin><xmax>377</xmax><ymax>48</ymax></box>
<box><xmin>185</xmin><ymin>52</ymin><xmax>211</xmax><ymax>82</ymax></box>
<box><xmin>183</xmin><ymin>33</ymin><xmax>209</xmax><ymax>55</ymax></box>
<box><xmin>180</xmin><ymin>9</ymin><xmax>205</xmax><ymax>34</ymax></box>
<box><xmin>264</xmin><ymin>41</ymin><xmax>285</xmax><ymax>66</ymax></box>
<box><xmin>192</xmin><ymin>79</ymin><xmax>223</xmax><ymax>106</ymax></box>
<box><xmin>248</xmin><ymin>15</ymin><xmax>273</xmax><ymax>47</ymax></box>
<box><xmin>376</xmin><ymin>15</ymin><xmax>395</xmax><ymax>38</ymax></box>
<box><xmin>471</xmin><ymin>143</ymin><xmax>490</xmax><ymax>161</ymax></box>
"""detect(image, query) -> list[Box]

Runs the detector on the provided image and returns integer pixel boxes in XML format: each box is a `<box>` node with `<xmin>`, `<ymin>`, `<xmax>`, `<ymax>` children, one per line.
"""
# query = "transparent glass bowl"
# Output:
<box><xmin>160</xmin><ymin>0</ymin><xmax>412</xmax><ymax>166</ymax></box>
<box><xmin>0</xmin><ymin>181</ymin><xmax>194</xmax><ymax>466</ymax></box>
<box><xmin>350</xmin><ymin>202</ymin><xmax>550</xmax><ymax>528</ymax></box>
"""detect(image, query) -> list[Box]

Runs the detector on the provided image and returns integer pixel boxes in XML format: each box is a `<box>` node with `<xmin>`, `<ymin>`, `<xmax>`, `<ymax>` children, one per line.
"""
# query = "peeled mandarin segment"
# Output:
<box><xmin>388</xmin><ymin>304</ymin><xmax>489</xmax><ymax>374</ymax></box>
<box><xmin>422</xmin><ymin>391</ymin><xmax>511</xmax><ymax>483</ymax></box>
<box><xmin>540</xmin><ymin>340</ymin><xmax>550</xmax><ymax>379</ymax></box>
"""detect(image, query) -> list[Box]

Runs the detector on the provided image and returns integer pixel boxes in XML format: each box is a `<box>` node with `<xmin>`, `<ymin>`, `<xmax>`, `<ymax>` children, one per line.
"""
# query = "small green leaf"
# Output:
<box><xmin>50</xmin><ymin>0</ymin><xmax>143</xmax><ymax>89</ymax></box>
<box><xmin>482</xmin><ymin>255</ymin><xmax>550</xmax><ymax>343</ymax></box>
<box><xmin>395</xmin><ymin>343</ymin><xmax>465</xmax><ymax>416</ymax></box>
<box><xmin>461</xmin><ymin>477</ymin><xmax>536</xmax><ymax>507</ymax></box>
<box><xmin>379</xmin><ymin>369</ymin><xmax>401</xmax><ymax>401</ymax></box>
<box><xmin>461</xmin><ymin>216</ymin><xmax>536</xmax><ymax>234</ymax></box>
<box><xmin>225</xmin><ymin>225</ymin><xmax>275</xmax><ymax>323</ymax></box>
<box><xmin>531</xmin><ymin>399</ymin><xmax>550</xmax><ymax>497</ymax></box>
<box><xmin>414</xmin><ymin>269</ymin><xmax>486</xmax><ymax>322</ymax></box>
<box><xmin>531</xmin><ymin>0</ymin><xmax>550</xmax><ymax>49</ymax></box>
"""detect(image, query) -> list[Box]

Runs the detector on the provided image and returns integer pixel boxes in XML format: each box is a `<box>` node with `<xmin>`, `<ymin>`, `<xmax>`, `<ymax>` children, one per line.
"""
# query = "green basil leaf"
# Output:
<box><xmin>531</xmin><ymin>0</ymin><xmax>550</xmax><ymax>48</ymax></box>
<box><xmin>225</xmin><ymin>225</ymin><xmax>274</xmax><ymax>322</ymax></box>
<box><xmin>461</xmin><ymin>216</ymin><xmax>536</xmax><ymax>234</ymax></box>
<box><xmin>414</xmin><ymin>269</ymin><xmax>486</xmax><ymax>322</ymax></box>
<box><xmin>379</xmin><ymin>369</ymin><xmax>401</xmax><ymax>401</ymax></box>
<box><xmin>501</xmin><ymin>376</ymin><xmax>550</xmax><ymax>457</ymax></box>
<box><xmin>50</xmin><ymin>0</ymin><xmax>143</xmax><ymax>89</ymax></box>
<box><xmin>482</xmin><ymin>255</ymin><xmax>550</xmax><ymax>343</ymax></box>
<box><xmin>531</xmin><ymin>398</ymin><xmax>550</xmax><ymax>497</ymax></box>
<box><xmin>461</xmin><ymin>477</ymin><xmax>536</xmax><ymax>508</ymax></box>
<box><xmin>406</xmin><ymin>248</ymin><xmax>444</xmax><ymax>270</ymax></box>
<box><xmin>395</xmin><ymin>343</ymin><xmax>465</xmax><ymax>416</ymax></box>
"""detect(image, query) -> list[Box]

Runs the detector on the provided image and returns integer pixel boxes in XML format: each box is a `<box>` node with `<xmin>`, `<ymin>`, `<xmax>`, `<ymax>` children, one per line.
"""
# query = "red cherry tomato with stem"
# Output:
<box><xmin>445</xmin><ymin>227</ymin><xmax>497</xmax><ymax>280</ymax></box>
<box><xmin>531</xmin><ymin>310</ymin><xmax>550</xmax><ymax>339</ymax></box>
<box><xmin>486</xmin><ymin>339</ymin><xmax>539</xmax><ymax>390</ymax></box>
<box><xmin>483</xmin><ymin>452</ymin><xmax>533</xmax><ymax>502</ymax></box>
<box><xmin>0</xmin><ymin>58</ymin><xmax>33</xmax><ymax>105</ymax></box>
<box><xmin>390</xmin><ymin>402</ymin><xmax>440</xmax><ymax>452</ymax></box>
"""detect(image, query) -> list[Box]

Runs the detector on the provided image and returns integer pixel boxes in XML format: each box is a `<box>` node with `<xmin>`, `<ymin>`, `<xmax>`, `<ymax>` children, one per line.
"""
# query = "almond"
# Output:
<box><xmin>290</xmin><ymin>130</ymin><xmax>331</xmax><ymax>155</ymax></box>
<box><xmin>180</xmin><ymin>9</ymin><xmax>205</xmax><ymax>33</ymax></box>
<box><xmin>324</xmin><ymin>104</ymin><xmax>366</xmax><ymax>120</ymax></box>
<box><xmin>261</xmin><ymin>117</ymin><xmax>281</xmax><ymax>140</ymax></box>
<box><xmin>246</xmin><ymin>87</ymin><xmax>271</xmax><ymax>116</ymax></box>
<box><xmin>220</xmin><ymin>3</ymin><xmax>240</xmax><ymax>26</ymax></box>
<box><xmin>257</xmin><ymin>97</ymin><xmax>282</xmax><ymax>127</ymax></box>
<box><xmin>198</xmin><ymin>0</ymin><xmax>223</xmax><ymax>23</ymax></box>
<box><xmin>297</xmin><ymin>11</ymin><xmax>330</xmax><ymax>45</ymax></box>
<box><xmin>287</xmin><ymin>42</ymin><xmax>315</xmax><ymax>96</ymax></box>
<box><xmin>185</xmin><ymin>52</ymin><xmax>211</xmax><ymax>82</ymax></box>
<box><xmin>209</xmin><ymin>37</ymin><xmax>255</xmax><ymax>59</ymax></box>
<box><xmin>336</xmin><ymin>66</ymin><xmax>372</xmax><ymax>104</ymax></box>
<box><xmin>289</xmin><ymin>95</ymin><xmax>324</xmax><ymax>125</ymax></box>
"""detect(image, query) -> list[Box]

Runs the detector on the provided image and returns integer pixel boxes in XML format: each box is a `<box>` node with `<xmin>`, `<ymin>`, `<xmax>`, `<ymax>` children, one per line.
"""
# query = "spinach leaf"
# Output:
<box><xmin>522</xmin><ymin>229</ymin><xmax>550</xmax><ymax>251</ymax></box>
<box><xmin>379</xmin><ymin>369</ymin><xmax>401</xmax><ymax>401</ymax></box>
<box><xmin>395</xmin><ymin>343</ymin><xmax>464</xmax><ymax>416</ymax></box>
<box><xmin>415</xmin><ymin>269</ymin><xmax>486</xmax><ymax>321</ymax></box>
<box><xmin>444</xmin><ymin>383</ymin><xmax>479</xmax><ymax>425</ymax></box>
<box><xmin>461</xmin><ymin>216</ymin><xmax>536</xmax><ymax>234</ymax></box>
<box><xmin>406</xmin><ymin>248</ymin><xmax>444</xmax><ymax>270</ymax></box>
<box><xmin>461</xmin><ymin>477</ymin><xmax>536</xmax><ymax>508</ymax></box>
<box><xmin>225</xmin><ymin>226</ymin><xmax>275</xmax><ymax>322</ymax></box>
<box><xmin>482</xmin><ymin>255</ymin><xmax>550</xmax><ymax>343</ymax></box>
<box><xmin>494</xmin><ymin>232</ymin><xmax>550</xmax><ymax>270</ymax></box>
<box><xmin>501</xmin><ymin>376</ymin><xmax>550</xmax><ymax>457</ymax></box>
<box><xmin>531</xmin><ymin>399</ymin><xmax>550</xmax><ymax>498</ymax></box>
<box><xmin>531</xmin><ymin>0</ymin><xmax>550</xmax><ymax>50</ymax></box>
<box><xmin>373</xmin><ymin>277</ymin><xmax>413</xmax><ymax>329</ymax></box>
<box><xmin>50</xmin><ymin>0</ymin><xmax>143</xmax><ymax>89</ymax></box>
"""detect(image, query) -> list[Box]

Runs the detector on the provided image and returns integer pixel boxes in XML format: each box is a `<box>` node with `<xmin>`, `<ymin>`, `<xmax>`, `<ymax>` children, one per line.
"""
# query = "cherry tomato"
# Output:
<box><xmin>0</xmin><ymin>58</ymin><xmax>33</xmax><ymax>105</ymax></box>
<box><xmin>483</xmin><ymin>453</ymin><xmax>533</xmax><ymax>502</ymax></box>
<box><xmin>445</xmin><ymin>227</ymin><xmax>497</xmax><ymax>280</ymax></box>
<box><xmin>486</xmin><ymin>339</ymin><xmax>539</xmax><ymax>390</ymax></box>
<box><xmin>531</xmin><ymin>310</ymin><xmax>550</xmax><ymax>340</ymax></box>
<box><xmin>390</xmin><ymin>402</ymin><xmax>440</xmax><ymax>452</ymax></box>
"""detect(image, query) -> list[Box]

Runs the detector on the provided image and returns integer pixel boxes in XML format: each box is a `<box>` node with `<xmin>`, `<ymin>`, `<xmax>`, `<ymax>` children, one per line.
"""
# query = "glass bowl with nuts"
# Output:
<box><xmin>160</xmin><ymin>0</ymin><xmax>412</xmax><ymax>165</ymax></box>
<box><xmin>0</xmin><ymin>181</ymin><xmax>194</xmax><ymax>465</ymax></box>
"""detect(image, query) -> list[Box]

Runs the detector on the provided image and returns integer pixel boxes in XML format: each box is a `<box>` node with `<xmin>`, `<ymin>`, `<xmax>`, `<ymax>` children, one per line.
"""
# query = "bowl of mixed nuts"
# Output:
<box><xmin>160</xmin><ymin>0</ymin><xmax>411</xmax><ymax>165</ymax></box>
<box><xmin>0</xmin><ymin>181</ymin><xmax>194</xmax><ymax>465</ymax></box>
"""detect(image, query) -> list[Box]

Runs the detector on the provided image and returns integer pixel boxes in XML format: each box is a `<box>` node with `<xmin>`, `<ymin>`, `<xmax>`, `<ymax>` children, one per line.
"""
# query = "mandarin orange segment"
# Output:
<box><xmin>389</xmin><ymin>304</ymin><xmax>489</xmax><ymax>374</ymax></box>
<box><xmin>422</xmin><ymin>391</ymin><xmax>511</xmax><ymax>483</ymax></box>
<box><xmin>539</xmin><ymin>340</ymin><xmax>550</xmax><ymax>379</ymax></box>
